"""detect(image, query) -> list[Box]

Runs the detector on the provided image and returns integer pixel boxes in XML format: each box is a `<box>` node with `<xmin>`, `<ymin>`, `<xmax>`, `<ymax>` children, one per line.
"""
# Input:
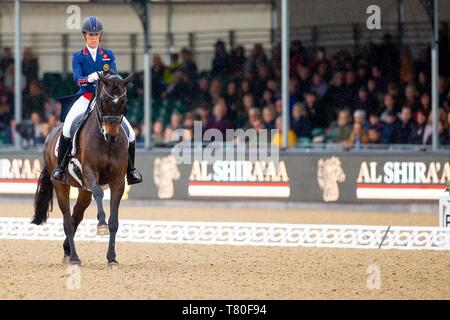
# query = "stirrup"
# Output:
<box><xmin>52</xmin><ymin>166</ymin><xmax>66</xmax><ymax>182</ymax></box>
<box><xmin>127</xmin><ymin>169</ymin><xmax>143</xmax><ymax>185</ymax></box>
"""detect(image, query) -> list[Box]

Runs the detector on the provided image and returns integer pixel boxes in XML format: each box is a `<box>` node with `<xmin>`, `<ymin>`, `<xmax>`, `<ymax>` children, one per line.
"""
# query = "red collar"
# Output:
<box><xmin>83</xmin><ymin>47</ymin><xmax>103</xmax><ymax>55</ymax></box>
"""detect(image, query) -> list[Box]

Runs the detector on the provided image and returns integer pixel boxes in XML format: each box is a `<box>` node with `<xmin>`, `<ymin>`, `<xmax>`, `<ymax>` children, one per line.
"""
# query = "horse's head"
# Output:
<box><xmin>96</xmin><ymin>72</ymin><xmax>134</xmax><ymax>141</ymax></box>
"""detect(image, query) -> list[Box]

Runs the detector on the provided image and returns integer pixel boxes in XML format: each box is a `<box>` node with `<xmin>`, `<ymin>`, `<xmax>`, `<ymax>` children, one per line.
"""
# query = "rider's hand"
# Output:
<box><xmin>87</xmin><ymin>72</ymin><xmax>99</xmax><ymax>83</ymax></box>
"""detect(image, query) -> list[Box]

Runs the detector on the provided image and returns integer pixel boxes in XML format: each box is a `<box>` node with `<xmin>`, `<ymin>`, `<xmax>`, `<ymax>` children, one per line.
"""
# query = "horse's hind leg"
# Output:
<box><xmin>106</xmin><ymin>180</ymin><xmax>125</xmax><ymax>268</ymax></box>
<box><xmin>54</xmin><ymin>183</ymin><xmax>81</xmax><ymax>265</ymax></box>
<box><xmin>63</xmin><ymin>189</ymin><xmax>92</xmax><ymax>260</ymax></box>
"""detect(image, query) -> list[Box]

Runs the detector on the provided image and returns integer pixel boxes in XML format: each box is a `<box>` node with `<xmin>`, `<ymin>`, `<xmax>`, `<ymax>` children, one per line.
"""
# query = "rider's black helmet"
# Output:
<box><xmin>81</xmin><ymin>16</ymin><xmax>104</xmax><ymax>34</ymax></box>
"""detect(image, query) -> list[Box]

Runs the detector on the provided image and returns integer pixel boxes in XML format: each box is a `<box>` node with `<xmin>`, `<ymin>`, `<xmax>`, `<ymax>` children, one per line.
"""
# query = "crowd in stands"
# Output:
<box><xmin>1</xmin><ymin>32</ymin><xmax>450</xmax><ymax>148</ymax></box>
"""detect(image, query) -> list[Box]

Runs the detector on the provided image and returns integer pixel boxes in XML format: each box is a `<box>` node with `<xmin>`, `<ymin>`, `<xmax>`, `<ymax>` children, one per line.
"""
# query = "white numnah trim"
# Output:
<box><xmin>0</xmin><ymin>218</ymin><xmax>449</xmax><ymax>251</ymax></box>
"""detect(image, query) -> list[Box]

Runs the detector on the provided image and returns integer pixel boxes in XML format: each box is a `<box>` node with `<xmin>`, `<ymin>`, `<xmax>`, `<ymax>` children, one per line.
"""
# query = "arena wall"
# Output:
<box><xmin>1</xmin><ymin>150</ymin><xmax>448</xmax><ymax>203</ymax></box>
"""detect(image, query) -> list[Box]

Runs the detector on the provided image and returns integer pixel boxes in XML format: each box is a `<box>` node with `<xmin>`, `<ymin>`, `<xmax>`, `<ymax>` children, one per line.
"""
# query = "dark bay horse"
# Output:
<box><xmin>32</xmin><ymin>72</ymin><xmax>133</xmax><ymax>267</ymax></box>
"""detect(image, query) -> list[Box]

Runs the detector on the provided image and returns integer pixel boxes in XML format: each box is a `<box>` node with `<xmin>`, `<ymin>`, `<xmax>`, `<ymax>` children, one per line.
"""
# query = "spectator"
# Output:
<box><xmin>0</xmin><ymin>95</ymin><xmax>12</xmax><ymax>129</ymax></box>
<box><xmin>311</xmin><ymin>73</ymin><xmax>328</xmax><ymax>99</ymax></box>
<box><xmin>391</xmin><ymin>107</ymin><xmax>414</xmax><ymax>144</ymax></box>
<box><xmin>304</xmin><ymin>91</ymin><xmax>330</xmax><ymax>130</ymax></box>
<box><xmin>152</xmin><ymin>120</ymin><xmax>166</xmax><ymax>146</ymax></box>
<box><xmin>353</xmin><ymin>86</ymin><xmax>378</xmax><ymax>114</ymax></box>
<box><xmin>271</xmin><ymin>116</ymin><xmax>297</xmax><ymax>148</ymax></box>
<box><xmin>22</xmin><ymin>48</ymin><xmax>39</xmax><ymax>85</ymax></box>
<box><xmin>380</xmin><ymin>94</ymin><xmax>397</xmax><ymax>123</ymax></box>
<box><xmin>196</xmin><ymin>103</ymin><xmax>212</xmax><ymax>127</ymax></box>
<box><xmin>327</xmin><ymin>109</ymin><xmax>353</xmax><ymax>143</ymax></box>
<box><xmin>346</xmin><ymin>123</ymin><xmax>369</xmax><ymax>147</ymax></box>
<box><xmin>180</xmin><ymin>48</ymin><xmax>197</xmax><ymax>82</ymax></box>
<box><xmin>368</xmin><ymin>112</ymin><xmax>385</xmax><ymax>132</ymax></box>
<box><xmin>409</xmin><ymin>110</ymin><xmax>427</xmax><ymax>144</ymax></box>
<box><xmin>242</xmin><ymin>107</ymin><xmax>261</xmax><ymax>131</ymax></box>
<box><xmin>262</xmin><ymin>106</ymin><xmax>276</xmax><ymax>130</ymax></box>
<box><xmin>230</xmin><ymin>45</ymin><xmax>246</xmax><ymax>75</ymax></box>
<box><xmin>367</xmin><ymin>127</ymin><xmax>381</xmax><ymax>144</ymax></box>
<box><xmin>0</xmin><ymin>47</ymin><xmax>14</xmax><ymax>76</ymax></box>
<box><xmin>212</xmin><ymin>40</ymin><xmax>230</xmax><ymax>76</ymax></box>
<box><xmin>22</xmin><ymin>80</ymin><xmax>46</xmax><ymax>120</ymax></box>
<box><xmin>290</xmin><ymin>102</ymin><xmax>312</xmax><ymax>138</ymax></box>
<box><xmin>380</xmin><ymin>110</ymin><xmax>398</xmax><ymax>144</ymax></box>
<box><xmin>205</xmin><ymin>98</ymin><xmax>234</xmax><ymax>137</ymax></box>
<box><xmin>353</xmin><ymin>109</ymin><xmax>369</xmax><ymax>132</ymax></box>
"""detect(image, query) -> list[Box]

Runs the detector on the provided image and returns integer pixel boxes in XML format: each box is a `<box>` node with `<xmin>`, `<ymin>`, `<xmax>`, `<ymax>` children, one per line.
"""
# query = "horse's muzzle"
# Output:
<box><xmin>105</xmin><ymin>134</ymin><xmax>118</xmax><ymax>143</ymax></box>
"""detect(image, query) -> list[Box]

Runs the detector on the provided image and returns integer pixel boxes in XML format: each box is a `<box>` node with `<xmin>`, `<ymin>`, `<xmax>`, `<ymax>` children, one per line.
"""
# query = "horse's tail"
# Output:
<box><xmin>32</xmin><ymin>166</ymin><xmax>53</xmax><ymax>225</ymax></box>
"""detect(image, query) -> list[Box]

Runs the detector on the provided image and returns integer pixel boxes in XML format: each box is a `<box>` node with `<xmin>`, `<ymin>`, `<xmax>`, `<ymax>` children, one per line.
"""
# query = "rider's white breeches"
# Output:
<box><xmin>62</xmin><ymin>95</ymin><xmax>135</xmax><ymax>143</ymax></box>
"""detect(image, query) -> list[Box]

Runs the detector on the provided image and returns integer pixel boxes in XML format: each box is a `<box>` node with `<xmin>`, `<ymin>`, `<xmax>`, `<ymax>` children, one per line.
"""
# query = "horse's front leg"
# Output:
<box><xmin>84</xmin><ymin>170</ymin><xmax>109</xmax><ymax>235</ymax></box>
<box><xmin>107</xmin><ymin>180</ymin><xmax>125</xmax><ymax>268</ymax></box>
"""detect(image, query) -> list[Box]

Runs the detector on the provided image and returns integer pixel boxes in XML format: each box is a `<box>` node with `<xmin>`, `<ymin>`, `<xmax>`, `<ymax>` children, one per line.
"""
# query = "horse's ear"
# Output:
<box><xmin>123</xmin><ymin>73</ymin><xmax>135</xmax><ymax>87</ymax></box>
<box><xmin>97</xmin><ymin>71</ymin><xmax>106</xmax><ymax>84</ymax></box>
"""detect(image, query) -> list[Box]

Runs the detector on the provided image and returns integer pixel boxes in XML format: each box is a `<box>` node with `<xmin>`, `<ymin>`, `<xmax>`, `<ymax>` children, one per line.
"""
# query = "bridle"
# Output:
<box><xmin>95</xmin><ymin>82</ymin><xmax>126</xmax><ymax>139</ymax></box>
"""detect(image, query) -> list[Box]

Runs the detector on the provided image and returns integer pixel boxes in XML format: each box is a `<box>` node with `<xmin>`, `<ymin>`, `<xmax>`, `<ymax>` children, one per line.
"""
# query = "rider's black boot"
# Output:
<box><xmin>51</xmin><ymin>135</ymin><xmax>71</xmax><ymax>183</ymax></box>
<box><xmin>126</xmin><ymin>141</ymin><xmax>143</xmax><ymax>185</ymax></box>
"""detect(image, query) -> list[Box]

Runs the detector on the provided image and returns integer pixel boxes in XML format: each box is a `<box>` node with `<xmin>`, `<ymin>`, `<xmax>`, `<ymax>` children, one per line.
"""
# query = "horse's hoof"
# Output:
<box><xmin>70</xmin><ymin>260</ymin><xmax>82</xmax><ymax>266</ymax></box>
<box><xmin>97</xmin><ymin>225</ymin><xmax>109</xmax><ymax>236</ymax></box>
<box><xmin>107</xmin><ymin>261</ymin><xmax>119</xmax><ymax>270</ymax></box>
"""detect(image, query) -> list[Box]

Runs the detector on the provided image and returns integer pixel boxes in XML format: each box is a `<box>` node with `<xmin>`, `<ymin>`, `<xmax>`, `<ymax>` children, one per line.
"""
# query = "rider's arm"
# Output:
<box><xmin>109</xmin><ymin>50</ymin><xmax>117</xmax><ymax>75</ymax></box>
<box><xmin>72</xmin><ymin>52</ymin><xmax>88</xmax><ymax>87</ymax></box>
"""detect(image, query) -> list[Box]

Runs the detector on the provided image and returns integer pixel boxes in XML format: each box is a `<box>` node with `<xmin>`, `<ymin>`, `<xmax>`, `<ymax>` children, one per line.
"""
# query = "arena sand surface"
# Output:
<box><xmin>0</xmin><ymin>200</ymin><xmax>449</xmax><ymax>300</ymax></box>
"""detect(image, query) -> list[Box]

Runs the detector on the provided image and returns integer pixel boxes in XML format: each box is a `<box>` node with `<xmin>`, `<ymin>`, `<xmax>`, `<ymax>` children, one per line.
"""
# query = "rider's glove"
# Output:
<box><xmin>87</xmin><ymin>72</ymin><xmax>99</xmax><ymax>83</ymax></box>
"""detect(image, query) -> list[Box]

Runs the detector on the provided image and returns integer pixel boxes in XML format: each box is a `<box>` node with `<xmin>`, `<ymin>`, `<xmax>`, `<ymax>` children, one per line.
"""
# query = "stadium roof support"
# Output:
<box><xmin>14</xmin><ymin>0</ymin><xmax>22</xmax><ymax>150</ymax></box>
<box><xmin>431</xmin><ymin>0</ymin><xmax>439</xmax><ymax>150</ymax></box>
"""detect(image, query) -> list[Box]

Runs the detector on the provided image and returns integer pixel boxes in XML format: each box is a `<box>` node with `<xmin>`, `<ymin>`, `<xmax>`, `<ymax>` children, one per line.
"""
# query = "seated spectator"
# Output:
<box><xmin>418</xmin><ymin>92</ymin><xmax>431</xmax><ymax>115</ymax></box>
<box><xmin>409</xmin><ymin>110</ymin><xmax>427</xmax><ymax>144</ymax></box>
<box><xmin>423</xmin><ymin>115</ymin><xmax>448</xmax><ymax>145</ymax></box>
<box><xmin>35</xmin><ymin>123</ymin><xmax>50</xmax><ymax>145</ymax></box>
<box><xmin>304</xmin><ymin>91</ymin><xmax>330</xmax><ymax>129</ymax></box>
<box><xmin>164</xmin><ymin>111</ymin><xmax>184</xmax><ymax>143</ymax></box>
<box><xmin>262</xmin><ymin>106</ymin><xmax>276</xmax><ymax>130</ymax></box>
<box><xmin>162</xmin><ymin>70</ymin><xmax>192</xmax><ymax>101</ymax></box>
<box><xmin>209</xmin><ymin>79</ymin><xmax>223</xmax><ymax>103</ymax></box>
<box><xmin>22</xmin><ymin>80</ymin><xmax>47</xmax><ymax>120</ymax></box>
<box><xmin>152</xmin><ymin>120</ymin><xmax>165</xmax><ymax>146</ymax></box>
<box><xmin>195</xmin><ymin>77</ymin><xmax>212</xmax><ymax>106</ymax></box>
<box><xmin>368</xmin><ymin>112</ymin><xmax>385</xmax><ymax>132</ymax></box>
<box><xmin>30</xmin><ymin>112</ymin><xmax>45</xmax><ymax>145</ymax></box>
<box><xmin>346</xmin><ymin>123</ymin><xmax>369</xmax><ymax>147</ymax></box>
<box><xmin>182</xmin><ymin>112</ymin><xmax>195</xmax><ymax>141</ymax></box>
<box><xmin>380</xmin><ymin>110</ymin><xmax>398</xmax><ymax>143</ymax></box>
<box><xmin>367</xmin><ymin>127</ymin><xmax>381</xmax><ymax>144</ymax></box>
<box><xmin>327</xmin><ymin>109</ymin><xmax>352</xmax><ymax>143</ymax></box>
<box><xmin>391</xmin><ymin>106</ymin><xmax>414</xmax><ymax>144</ymax></box>
<box><xmin>271</xmin><ymin>116</ymin><xmax>297</xmax><ymax>148</ymax></box>
<box><xmin>196</xmin><ymin>103</ymin><xmax>212</xmax><ymax>127</ymax></box>
<box><xmin>242</xmin><ymin>107</ymin><xmax>261</xmax><ymax>130</ymax></box>
<box><xmin>261</xmin><ymin>89</ymin><xmax>275</xmax><ymax>108</ymax></box>
<box><xmin>290</xmin><ymin>102</ymin><xmax>312</xmax><ymax>138</ymax></box>
<box><xmin>380</xmin><ymin>94</ymin><xmax>397</xmax><ymax>123</ymax></box>
<box><xmin>311</xmin><ymin>73</ymin><xmax>328</xmax><ymax>99</ymax></box>
<box><xmin>353</xmin><ymin>109</ymin><xmax>369</xmax><ymax>132</ymax></box>
<box><xmin>205</xmin><ymin>99</ymin><xmax>234</xmax><ymax>138</ymax></box>
<box><xmin>402</xmin><ymin>84</ymin><xmax>419</xmax><ymax>111</ymax></box>
<box><xmin>353</xmin><ymin>86</ymin><xmax>378</xmax><ymax>115</ymax></box>
<box><xmin>241</xmin><ymin>94</ymin><xmax>256</xmax><ymax>113</ymax></box>
<box><xmin>0</xmin><ymin>94</ymin><xmax>12</xmax><ymax>128</ymax></box>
